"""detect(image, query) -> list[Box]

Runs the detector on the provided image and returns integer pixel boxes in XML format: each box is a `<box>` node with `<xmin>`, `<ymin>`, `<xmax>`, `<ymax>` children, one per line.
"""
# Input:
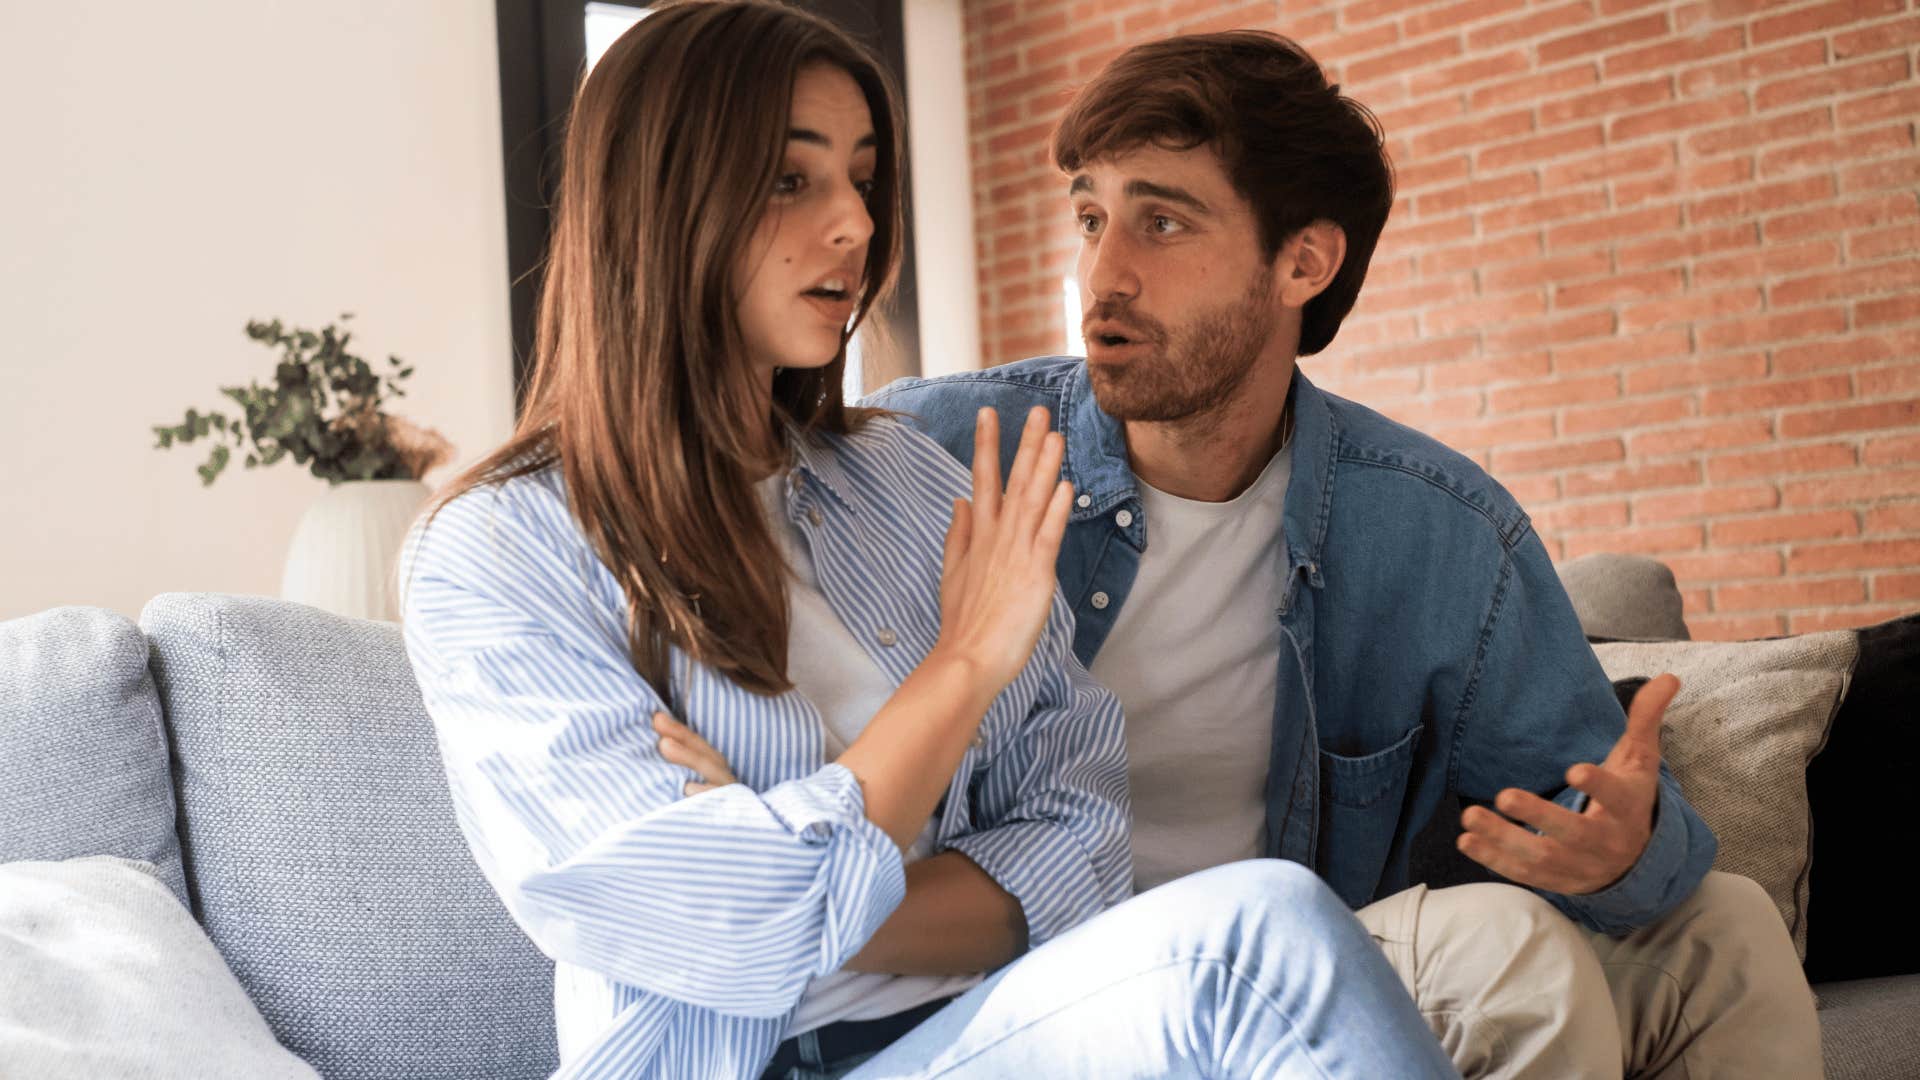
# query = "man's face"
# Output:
<box><xmin>1068</xmin><ymin>145</ymin><xmax>1281</xmax><ymax>423</ymax></box>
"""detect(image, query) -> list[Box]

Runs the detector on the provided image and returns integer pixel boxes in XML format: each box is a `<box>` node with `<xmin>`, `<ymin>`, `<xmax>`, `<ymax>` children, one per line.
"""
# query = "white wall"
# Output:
<box><xmin>0</xmin><ymin>1</ymin><xmax>516</xmax><ymax>622</ymax></box>
<box><xmin>904</xmin><ymin>0</ymin><xmax>982</xmax><ymax>376</ymax></box>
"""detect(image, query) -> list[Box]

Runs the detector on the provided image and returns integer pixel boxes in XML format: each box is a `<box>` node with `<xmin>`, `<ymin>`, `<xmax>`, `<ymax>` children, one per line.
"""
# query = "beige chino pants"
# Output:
<box><xmin>1356</xmin><ymin>873</ymin><xmax>1823</xmax><ymax>1079</ymax></box>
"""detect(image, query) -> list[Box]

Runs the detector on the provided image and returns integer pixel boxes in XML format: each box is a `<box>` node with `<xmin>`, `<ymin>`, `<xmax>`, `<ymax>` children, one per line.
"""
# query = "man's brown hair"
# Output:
<box><xmin>1053</xmin><ymin>31</ymin><xmax>1394</xmax><ymax>356</ymax></box>
<box><xmin>422</xmin><ymin>0</ymin><xmax>904</xmax><ymax>699</ymax></box>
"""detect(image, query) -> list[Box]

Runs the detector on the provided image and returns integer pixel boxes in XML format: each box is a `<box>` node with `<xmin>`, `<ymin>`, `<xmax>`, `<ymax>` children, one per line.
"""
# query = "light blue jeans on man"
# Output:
<box><xmin>777</xmin><ymin>860</ymin><xmax>1461</xmax><ymax>1079</ymax></box>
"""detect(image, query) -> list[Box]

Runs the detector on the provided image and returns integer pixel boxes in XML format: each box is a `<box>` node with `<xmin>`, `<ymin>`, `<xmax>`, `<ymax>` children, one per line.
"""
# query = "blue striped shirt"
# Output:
<box><xmin>399</xmin><ymin>417</ymin><xmax>1131</xmax><ymax>1079</ymax></box>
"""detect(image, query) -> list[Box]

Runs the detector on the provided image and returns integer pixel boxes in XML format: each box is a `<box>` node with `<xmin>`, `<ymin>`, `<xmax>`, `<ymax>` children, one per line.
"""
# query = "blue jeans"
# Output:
<box><xmin>773</xmin><ymin>860</ymin><xmax>1460</xmax><ymax>1079</ymax></box>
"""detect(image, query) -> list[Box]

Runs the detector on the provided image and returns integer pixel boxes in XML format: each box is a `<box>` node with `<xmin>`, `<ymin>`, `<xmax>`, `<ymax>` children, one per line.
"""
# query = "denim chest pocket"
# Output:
<box><xmin>1318</xmin><ymin>722</ymin><xmax>1423</xmax><ymax>809</ymax></box>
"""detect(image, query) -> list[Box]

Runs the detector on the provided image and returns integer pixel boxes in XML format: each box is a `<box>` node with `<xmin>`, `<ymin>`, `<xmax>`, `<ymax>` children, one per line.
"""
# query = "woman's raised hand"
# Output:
<box><xmin>930</xmin><ymin>406</ymin><xmax>1074</xmax><ymax>695</ymax></box>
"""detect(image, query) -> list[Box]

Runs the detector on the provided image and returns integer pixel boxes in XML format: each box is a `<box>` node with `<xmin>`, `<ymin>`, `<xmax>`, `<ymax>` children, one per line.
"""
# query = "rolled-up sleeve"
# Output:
<box><xmin>401</xmin><ymin>488</ymin><xmax>906</xmax><ymax>1018</ymax></box>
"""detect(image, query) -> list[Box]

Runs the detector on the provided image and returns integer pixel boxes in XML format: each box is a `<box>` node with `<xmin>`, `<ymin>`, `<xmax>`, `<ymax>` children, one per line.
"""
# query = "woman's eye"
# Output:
<box><xmin>774</xmin><ymin>173</ymin><xmax>806</xmax><ymax>197</ymax></box>
<box><xmin>854</xmin><ymin>179</ymin><xmax>877</xmax><ymax>200</ymax></box>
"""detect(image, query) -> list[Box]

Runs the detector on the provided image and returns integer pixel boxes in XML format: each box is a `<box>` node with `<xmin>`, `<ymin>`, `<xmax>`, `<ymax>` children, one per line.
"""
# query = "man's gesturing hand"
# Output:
<box><xmin>1457</xmin><ymin>673</ymin><xmax>1681</xmax><ymax>895</ymax></box>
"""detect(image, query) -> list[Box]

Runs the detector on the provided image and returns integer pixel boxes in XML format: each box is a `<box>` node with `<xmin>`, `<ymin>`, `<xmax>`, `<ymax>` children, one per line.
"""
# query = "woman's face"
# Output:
<box><xmin>734</xmin><ymin>63</ymin><xmax>879</xmax><ymax>376</ymax></box>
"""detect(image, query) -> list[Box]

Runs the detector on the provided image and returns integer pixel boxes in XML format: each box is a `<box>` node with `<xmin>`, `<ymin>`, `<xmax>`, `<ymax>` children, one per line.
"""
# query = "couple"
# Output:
<box><xmin>400</xmin><ymin>3</ymin><xmax>1818</xmax><ymax>1077</ymax></box>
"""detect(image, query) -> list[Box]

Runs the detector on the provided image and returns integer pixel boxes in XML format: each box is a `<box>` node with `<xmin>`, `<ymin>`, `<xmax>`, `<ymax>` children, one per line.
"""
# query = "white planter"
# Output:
<box><xmin>279</xmin><ymin>479</ymin><xmax>432</xmax><ymax>622</ymax></box>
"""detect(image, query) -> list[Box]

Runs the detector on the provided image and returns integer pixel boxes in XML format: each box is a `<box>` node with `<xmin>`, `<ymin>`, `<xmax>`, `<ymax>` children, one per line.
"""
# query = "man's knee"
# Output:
<box><xmin>1675</xmin><ymin>871</ymin><xmax>1783</xmax><ymax>938</ymax></box>
<box><xmin>1424</xmin><ymin>882</ymin><xmax>1595</xmax><ymax>962</ymax></box>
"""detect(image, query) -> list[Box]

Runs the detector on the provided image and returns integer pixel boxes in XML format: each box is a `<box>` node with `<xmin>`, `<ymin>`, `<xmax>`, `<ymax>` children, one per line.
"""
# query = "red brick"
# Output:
<box><xmin>1866</xmin><ymin>433</ymin><xmax>1920</xmax><ymax>466</ymax></box>
<box><xmin>1780</xmin><ymin>398</ymin><xmax>1920</xmax><ymax>438</ymax></box>
<box><xmin>1630</xmin><ymin>417</ymin><xmax>1774</xmax><ymax>457</ymax></box>
<box><xmin>1840</xmin><ymin>85</ymin><xmax>1920</xmax><ymax>128</ymax></box>
<box><xmin>1789</xmin><ymin>607</ymin><xmax>1915</xmax><ymax>634</ymax></box>
<box><xmin>1555</xmin><ymin>269</ymin><xmax>1687</xmax><ymax>310</ymax></box>
<box><xmin>1877</xmin><ymin>570</ymin><xmax>1920</xmax><ymax>602</ymax></box>
<box><xmin>1555</xmin><ymin>328</ymin><xmax>1694</xmax><ymax>374</ymax></box>
<box><xmin>1482</xmin><ymin>187</ymin><xmax>1605</xmax><ymax>231</ymax></box>
<box><xmin>1361</xmin><ymin>276</ymin><xmax>1479</xmax><ymax>315</ymax></box>
<box><xmin>1345</xmin><ymin>333</ymin><xmax>1482</xmax><ymax>371</ymax></box>
<box><xmin>1342</xmin><ymin>0</ymin><xmax>1433</xmax><ymax>26</ymax></box>
<box><xmin>1541</xmin><ymin>143</ymin><xmax>1676</xmax><ymax>189</ymax></box>
<box><xmin>1614</xmin><ymin>171</ymin><xmax>1682</xmax><ymax>208</ymax></box>
<box><xmin>1691</xmin><ymin>613</ymin><xmax>1788</xmax><ymax>640</ymax></box>
<box><xmin>1467</xmin><ymin>2</ymin><xmax>1594</xmax><ymax>50</ymax></box>
<box><xmin>1405</xmin><ymin>0</ymin><xmax>1530</xmax><ymax>38</ymax></box>
<box><xmin>1752</xmin><ymin>0</ymin><xmax>1904</xmax><ymax>46</ymax></box>
<box><xmin>1564</xmin><ymin>461</ymin><xmax>1703</xmax><ymax>496</ymax></box>
<box><xmin>1833</xmin><ymin>15</ymin><xmax>1920</xmax><ymax>60</ymax></box>
<box><xmin>1376</xmin><ymin>96</ymin><xmax>1470</xmax><ymax>134</ymax></box>
<box><xmin>1604</xmin><ymin>25</ymin><xmax>1743</xmax><ymax>77</ymax></box>
<box><xmin>1686</xmin><ymin>156</ymin><xmax>1755</xmax><ymax>189</ymax></box>
<box><xmin>1784</xmin><ymin>467</ymin><xmax>1920</xmax><ymax>505</ymax></box>
<box><xmin>1563</xmin><ymin>523</ymin><xmax>1705</xmax><ymax>560</ymax></box>
<box><xmin>1689</xmin><ymin>175</ymin><xmax>1837</xmax><ymax>224</ymax></box>
<box><xmin>1538</xmin><ymin>12</ymin><xmax>1669</xmax><ymax>64</ymax></box>
<box><xmin>1489</xmin><ymin>373</ymin><xmax>1622</xmax><ymax>413</ymax></box>
<box><xmin>1775</xmin><ymin>337</ymin><xmax>1898</xmax><ymax>375</ymax></box>
<box><xmin>1562</xmin><ymin>393</ymin><xmax>1695</xmax><ymax>436</ymax></box>
<box><xmin>1718</xmin><ymin>576</ymin><xmax>1867</xmax><ymax>612</ymax></box>
<box><xmin>1617</xmin><ymin>222</ymin><xmax>1759</xmax><ymax>271</ymax></box>
<box><xmin>1540</xmin><ymin>78</ymin><xmax>1673</xmax><ymax>127</ymax></box>
<box><xmin>1410</xmin><ymin>110</ymin><xmax>1535</xmax><ymax>159</ymax></box>
<box><xmin>1379</xmin><ymin>391</ymin><xmax>1485</xmax><ymax>428</ymax></box>
<box><xmin>1382</xmin><ymin>213</ymin><xmax>1479</xmax><ymax>247</ymax></box>
<box><xmin>1479</xmin><ymin>126</ymin><xmax>1608</xmax><ymax>173</ymax></box>
<box><xmin>1702</xmin><ymin>374</ymin><xmax>1853</xmax><ymax>415</ymax></box>
<box><xmin>1788</xmin><ymin>539</ymin><xmax>1920</xmax><ymax>574</ymax></box>
<box><xmin>1419</xmin><ymin>233</ymin><xmax>1544</xmax><ymax>277</ymax></box>
<box><xmin>1409</xmin><ymin>48</ymin><xmax>1531</xmax><ymax>96</ymax></box>
<box><xmin>1688</xmin><ymin>107</ymin><xmax>1832</xmax><ymax>157</ymax></box>
<box><xmin>1430</xmin><ymin>413</ymin><xmax>1560</xmax><ymax>451</ymax></box>
<box><xmin>1397</xmin><ymin>155</ymin><xmax>1474</xmax><ymax>193</ymax></box>
<box><xmin>1493</xmin><ymin>437</ymin><xmax>1626</xmax><ymax>474</ymax></box>
<box><xmin>1858</xmin><ymin>294</ymin><xmax>1920</xmax><ymax>327</ymax></box>
<box><xmin>1697</xmin><ymin>306</ymin><xmax>1849</xmax><ymax>350</ymax></box>
<box><xmin>1485</xmin><ymin>310</ymin><xmax>1619</xmax><ymax>353</ymax></box>
<box><xmin>1505</xmin><ymin>473</ymin><xmax>1563</xmax><ymax>505</ymax></box>
<box><xmin>1757</xmin><ymin>55</ymin><xmax>1913</xmax><ymax>114</ymax></box>
<box><xmin>1349</xmin><ymin>35</ymin><xmax>1466</xmax><ymax>85</ymax></box>
<box><xmin>1680</xmin><ymin>39</ymin><xmax>1829</xmax><ymax>99</ymax></box>
<box><xmin>1759</xmin><ymin>125</ymin><xmax>1914</xmax><ymax>179</ymax></box>
<box><xmin>1665</xmin><ymin>548</ymin><xmax>1784</xmax><ymax>583</ymax></box>
<box><xmin>1859</xmin><ymin>364</ymin><xmax>1920</xmax><ymax>398</ymax></box>
<box><xmin>1430</xmin><ymin>352</ymin><xmax>1553</xmax><ymax>392</ymax></box>
<box><xmin>1634</xmin><ymin>484</ymin><xmax>1778</xmax><ymax>524</ymax></box>
<box><xmin>1707</xmin><ymin>442</ymin><xmax>1858</xmax><ymax>482</ymax></box>
<box><xmin>1765</xmin><ymin>192</ymin><xmax>1920</xmax><ymax>242</ymax></box>
<box><xmin>1532</xmin><ymin>499</ymin><xmax>1632</xmax><ymax>533</ymax></box>
<box><xmin>1548</xmin><ymin>205</ymin><xmax>1683</xmax><ymax>250</ymax></box>
<box><xmin>1484</xmin><ymin>251</ymin><xmax>1614</xmax><ymax>295</ymax></box>
<box><xmin>1841</xmin><ymin>155</ymin><xmax>1920</xmax><ymax>195</ymax></box>
<box><xmin>1693</xmin><ymin>239</ymin><xmax>1841</xmax><ymax>288</ymax></box>
<box><xmin>1423</xmin><ymin>292</ymin><xmax>1550</xmax><ymax>336</ymax></box>
<box><xmin>1308</xmin><ymin>19</ymin><xmax>1403</xmax><ymax>61</ymax></box>
<box><xmin>1415</xmin><ymin>171</ymin><xmax>1542</xmax><ymax>218</ymax></box>
<box><xmin>1471</xmin><ymin>64</ymin><xmax>1601</xmax><ymax>110</ymax></box>
<box><xmin>1622</xmin><ymin>287</ymin><xmax>1764</xmax><ymax>334</ymax></box>
<box><xmin>1714</xmin><ymin>510</ymin><xmax>1860</xmax><ymax>547</ymax></box>
<box><xmin>1868</xmin><ymin>505</ymin><xmax>1920</xmax><ymax>535</ymax></box>
<box><xmin>1848</xmin><ymin>221</ymin><xmax>1920</xmax><ymax>261</ymax></box>
<box><xmin>1609</xmin><ymin>93</ymin><xmax>1748</xmax><ymax>143</ymax></box>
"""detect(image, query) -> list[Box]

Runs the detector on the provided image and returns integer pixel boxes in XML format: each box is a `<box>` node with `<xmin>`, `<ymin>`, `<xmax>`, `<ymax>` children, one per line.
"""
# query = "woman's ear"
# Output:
<box><xmin>1276</xmin><ymin>221</ymin><xmax>1347</xmax><ymax>308</ymax></box>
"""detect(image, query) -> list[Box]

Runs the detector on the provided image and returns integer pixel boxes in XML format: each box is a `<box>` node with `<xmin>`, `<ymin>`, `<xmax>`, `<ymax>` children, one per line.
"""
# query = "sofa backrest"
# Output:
<box><xmin>0</xmin><ymin>606</ymin><xmax>189</xmax><ymax>903</ymax></box>
<box><xmin>140</xmin><ymin>593</ymin><xmax>557</xmax><ymax>1080</ymax></box>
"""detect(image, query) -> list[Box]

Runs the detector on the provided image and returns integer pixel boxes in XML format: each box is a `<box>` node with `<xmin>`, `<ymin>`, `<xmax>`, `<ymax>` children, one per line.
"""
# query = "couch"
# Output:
<box><xmin>1</xmin><ymin>559</ymin><xmax>1914</xmax><ymax>1078</ymax></box>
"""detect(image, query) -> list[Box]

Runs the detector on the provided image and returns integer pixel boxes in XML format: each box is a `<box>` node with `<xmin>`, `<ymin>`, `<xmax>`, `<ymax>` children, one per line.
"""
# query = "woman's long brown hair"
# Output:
<box><xmin>426</xmin><ymin>0</ymin><xmax>905</xmax><ymax>698</ymax></box>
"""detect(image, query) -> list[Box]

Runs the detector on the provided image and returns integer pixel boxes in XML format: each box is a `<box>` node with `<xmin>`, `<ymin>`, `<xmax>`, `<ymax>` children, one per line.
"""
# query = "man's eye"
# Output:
<box><xmin>1077</xmin><ymin>213</ymin><xmax>1101</xmax><ymax>234</ymax></box>
<box><xmin>774</xmin><ymin>173</ymin><xmax>806</xmax><ymax>197</ymax></box>
<box><xmin>1150</xmin><ymin>215</ymin><xmax>1180</xmax><ymax>234</ymax></box>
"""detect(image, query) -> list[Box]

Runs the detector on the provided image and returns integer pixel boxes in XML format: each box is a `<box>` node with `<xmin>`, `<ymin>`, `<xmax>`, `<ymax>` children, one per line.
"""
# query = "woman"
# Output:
<box><xmin>402</xmin><ymin>3</ymin><xmax>1458</xmax><ymax>1078</ymax></box>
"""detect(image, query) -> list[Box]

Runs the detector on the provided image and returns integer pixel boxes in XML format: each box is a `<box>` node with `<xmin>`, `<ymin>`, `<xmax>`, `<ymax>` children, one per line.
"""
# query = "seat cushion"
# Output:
<box><xmin>140</xmin><ymin>593</ymin><xmax>556</xmax><ymax>1080</ymax></box>
<box><xmin>1816</xmin><ymin>975</ymin><xmax>1920</xmax><ymax>1080</ymax></box>
<box><xmin>0</xmin><ymin>606</ymin><xmax>187</xmax><ymax>904</ymax></box>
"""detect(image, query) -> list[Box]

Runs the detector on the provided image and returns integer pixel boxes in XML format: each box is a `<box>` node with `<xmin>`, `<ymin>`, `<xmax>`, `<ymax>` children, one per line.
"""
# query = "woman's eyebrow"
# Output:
<box><xmin>787</xmin><ymin>128</ymin><xmax>878</xmax><ymax>150</ymax></box>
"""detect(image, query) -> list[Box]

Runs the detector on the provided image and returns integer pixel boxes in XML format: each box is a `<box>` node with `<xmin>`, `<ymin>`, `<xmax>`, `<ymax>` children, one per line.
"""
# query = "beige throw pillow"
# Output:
<box><xmin>1592</xmin><ymin>632</ymin><xmax>1857</xmax><ymax>959</ymax></box>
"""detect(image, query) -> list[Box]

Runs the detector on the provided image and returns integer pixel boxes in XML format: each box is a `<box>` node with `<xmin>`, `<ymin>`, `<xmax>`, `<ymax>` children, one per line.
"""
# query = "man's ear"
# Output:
<box><xmin>1276</xmin><ymin>221</ymin><xmax>1347</xmax><ymax>308</ymax></box>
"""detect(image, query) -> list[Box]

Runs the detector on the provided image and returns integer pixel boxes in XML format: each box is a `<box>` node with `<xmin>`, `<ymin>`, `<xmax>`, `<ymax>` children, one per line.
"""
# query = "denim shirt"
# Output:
<box><xmin>868</xmin><ymin>356</ymin><xmax>1716</xmax><ymax>935</ymax></box>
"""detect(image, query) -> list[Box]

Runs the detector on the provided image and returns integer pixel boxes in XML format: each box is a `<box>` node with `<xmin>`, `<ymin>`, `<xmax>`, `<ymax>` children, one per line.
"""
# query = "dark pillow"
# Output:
<box><xmin>1802</xmin><ymin>611</ymin><xmax>1920</xmax><ymax>983</ymax></box>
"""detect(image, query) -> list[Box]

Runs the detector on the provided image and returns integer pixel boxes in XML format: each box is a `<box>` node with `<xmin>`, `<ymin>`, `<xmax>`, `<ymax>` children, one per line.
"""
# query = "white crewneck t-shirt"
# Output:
<box><xmin>1088</xmin><ymin>443</ymin><xmax>1291</xmax><ymax>893</ymax></box>
<box><xmin>758</xmin><ymin>475</ymin><xmax>982</xmax><ymax>1037</ymax></box>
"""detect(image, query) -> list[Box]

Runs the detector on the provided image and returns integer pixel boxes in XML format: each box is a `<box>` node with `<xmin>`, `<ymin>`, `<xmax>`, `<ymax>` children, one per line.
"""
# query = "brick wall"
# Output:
<box><xmin>963</xmin><ymin>0</ymin><xmax>1920</xmax><ymax>638</ymax></box>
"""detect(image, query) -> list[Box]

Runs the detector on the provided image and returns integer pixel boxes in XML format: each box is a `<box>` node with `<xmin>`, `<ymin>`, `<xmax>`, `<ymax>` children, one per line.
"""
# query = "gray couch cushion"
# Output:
<box><xmin>140</xmin><ymin>593</ymin><xmax>556</xmax><ymax>1080</ymax></box>
<box><xmin>0</xmin><ymin>606</ymin><xmax>187</xmax><ymax>904</ymax></box>
<box><xmin>1817</xmin><ymin>975</ymin><xmax>1920</xmax><ymax>1080</ymax></box>
<box><xmin>1557</xmin><ymin>553</ymin><xmax>1691</xmax><ymax>641</ymax></box>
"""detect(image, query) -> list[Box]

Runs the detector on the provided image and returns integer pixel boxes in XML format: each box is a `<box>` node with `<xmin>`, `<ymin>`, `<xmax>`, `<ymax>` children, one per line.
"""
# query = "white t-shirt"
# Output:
<box><xmin>1088</xmin><ymin>443</ymin><xmax>1291</xmax><ymax>893</ymax></box>
<box><xmin>760</xmin><ymin>475</ymin><xmax>982</xmax><ymax>1037</ymax></box>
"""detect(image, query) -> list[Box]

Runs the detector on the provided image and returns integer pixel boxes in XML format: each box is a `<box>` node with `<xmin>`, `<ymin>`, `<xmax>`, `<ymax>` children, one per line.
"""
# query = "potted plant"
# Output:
<box><xmin>153</xmin><ymin>315</ymin><xmax>453</xmax><ymax>621</ymax></box>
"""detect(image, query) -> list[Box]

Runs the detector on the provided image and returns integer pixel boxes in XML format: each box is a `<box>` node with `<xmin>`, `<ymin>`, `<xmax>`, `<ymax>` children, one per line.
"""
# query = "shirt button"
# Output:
<box><xmin>807</xmin><ymin>508</ymin><xmax>824</xmax><ymax>527</ymax></box>
<box><xmin>970</xmin><ymin>732</ymin><xmax>987</xmax><ymax>750</ymax></box>
<box><xmin>1075</xmin><ymin>493</ymin><xmax>1091</xmax><ymax>509</ymax></box>
<box><xmin>1115</xmin><ymin>509</ymin><xmax>1134</xmax><ymax>529</ymax></box>
<box><xmin>875</xmin><ymin>627</ymin><xmax>898</xmax><ymax>647</ymax></box>
<box><xmin>1090</xmin><ymin>591</ymin><xmax>1110</xmax><ymax>610</ymax></box>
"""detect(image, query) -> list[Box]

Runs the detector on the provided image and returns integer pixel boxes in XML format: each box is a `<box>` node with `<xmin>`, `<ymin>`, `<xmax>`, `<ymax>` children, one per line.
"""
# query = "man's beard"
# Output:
<box><xmin>1081</xmin><ymin>267</ymin><xmax>1277</xmax><ymax>424</ymax></box>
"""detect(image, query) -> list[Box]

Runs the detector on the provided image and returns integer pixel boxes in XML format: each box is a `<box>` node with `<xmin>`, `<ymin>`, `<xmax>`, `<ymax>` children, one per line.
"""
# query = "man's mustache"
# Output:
<box><xmin>1082</xmin><ymin>301</ymin><xmax>1168</xmax><ymax>344</ymax></box>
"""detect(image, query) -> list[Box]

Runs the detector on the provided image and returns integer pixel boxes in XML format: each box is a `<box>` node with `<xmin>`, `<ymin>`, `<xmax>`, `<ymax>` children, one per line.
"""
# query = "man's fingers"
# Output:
<box><xmin>1623</xmin><ymin>672</ymin><xmax>1680</xmax><ymax>758</ymax></box>
<box><xmin>1457</xmin><ymin>806</ymin><xmax>1559</xmax><ymax>887</ymax></box>
<box><xmin>971</xmin><ymin>407</ymin><xmax>1001</xmax><ymax>526</ymax></box>
<box><xmin>1565</xmin><ymin>761</ymin><xmax>1641</xmax><ymax>813</ymax></box>
<box><xmin>1493</xmin><ymin>787</ymin><xmax>1591</xmax><ymax>844</ymax></box>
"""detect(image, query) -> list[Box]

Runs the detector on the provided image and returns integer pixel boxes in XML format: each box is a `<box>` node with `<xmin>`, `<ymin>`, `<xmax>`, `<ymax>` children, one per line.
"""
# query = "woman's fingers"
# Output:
<box><xmin>971</xmin><ymin>408</ymin><xmax>1001</xmax><ymax>528</ymax></box>
<box><xmin>1034</xmin><ymin>480</ymin><xmax>1073</xmax><ymax>558</ymax></box>
<box><xmin>652</xmin><ymin>712</ymin><xmax>736</xmax><ymax>792</ymax></box>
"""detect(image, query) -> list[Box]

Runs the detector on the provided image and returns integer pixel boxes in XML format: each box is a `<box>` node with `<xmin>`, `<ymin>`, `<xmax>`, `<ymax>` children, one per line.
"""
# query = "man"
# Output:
<box><xmin>869</xmin><ymin>30</ymin><xmax>1820</xmax><ymax>1079</ymax></box>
